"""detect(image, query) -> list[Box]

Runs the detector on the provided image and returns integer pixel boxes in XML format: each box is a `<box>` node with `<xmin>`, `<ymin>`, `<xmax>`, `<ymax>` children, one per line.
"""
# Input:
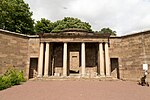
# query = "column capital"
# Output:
<box><xmin>40</xmin><ymin>42</ymin><xmax>44</xmax><ymax>44</ymax></box>
<box><xmin>45</xmin><ymin>42</ymin><xmax>49</xmax><ymax>44</ymax></box>
<box><xmin>104</xmin><ymin>42</ymin><xmax>109</xmax><ymax>44</ymax></box>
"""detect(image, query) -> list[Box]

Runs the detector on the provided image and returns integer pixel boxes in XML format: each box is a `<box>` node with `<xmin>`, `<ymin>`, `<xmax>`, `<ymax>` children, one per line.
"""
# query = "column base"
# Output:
<box><xmin>37</xmin><ymin>74</ymin><xmax>42</xmax><ymax>78</ymax></box>
<box><xmin>100</xmin><ymin>73</ymin><xmax>105</xmax><ymax>76</ymax></box>
<box><xmin>106</xmin><ymin>74</ymin><xmax>111</xmax><ymax>77</ymax></box>
<box><xmin>100</xmin><ymin>75</ymin><xmax>106</xmax><ymax>77</ymax></box>
<box><xmin>43</xmin><ymin>75</ymin><xmax>48</xmax><ymax>77</ymax></box>
<box><xmin>81</xmin><ymin>74</ymin><xmax>86</xmax><ymax>77</ymax></box>
<box><xmin>63</xmin><ymin>74</ymin><xmax>67</xmax><ymax>77</ymax></box>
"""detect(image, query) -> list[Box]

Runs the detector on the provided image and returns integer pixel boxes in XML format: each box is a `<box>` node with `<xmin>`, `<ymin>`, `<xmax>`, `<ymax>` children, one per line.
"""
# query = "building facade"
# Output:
<box><xmin>0</xmin><ymin>29</ymin><xmax>150</xmax><ymax>81</ymax></box>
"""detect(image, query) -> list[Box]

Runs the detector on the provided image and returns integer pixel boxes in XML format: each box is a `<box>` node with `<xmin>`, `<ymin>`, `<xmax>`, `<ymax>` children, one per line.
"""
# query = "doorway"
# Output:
<box><xmin>69</xmin><ymin>51</ymin><xmax>80</xmax><ymax>74</ymax></box>
<box><xmin>111</xmin><ymin>58</ymin><xmax>120</xmax><ymax>79</ymax></box>
<box><xmin>29</xmin><ymin>58</ymin><xmax>38</xmax><ymax>79</ymax></box>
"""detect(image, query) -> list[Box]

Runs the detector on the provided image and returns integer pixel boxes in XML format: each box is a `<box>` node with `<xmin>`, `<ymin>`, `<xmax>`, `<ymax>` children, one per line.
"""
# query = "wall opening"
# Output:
<box><xmin>111</xmin><ymin>58</ymin><xmax>120</xmax><ymax>79</ymax></box>
<box><xmin>29</xmin><ymin>58</ymin><xmax>38</xmax><ymax>79</ymax></box>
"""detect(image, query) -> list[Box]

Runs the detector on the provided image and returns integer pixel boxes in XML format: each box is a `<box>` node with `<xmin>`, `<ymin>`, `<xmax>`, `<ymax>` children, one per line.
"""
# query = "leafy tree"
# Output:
<box><xmin>35</xmin><ymin>18</ymin><xmax>54</xmax><ymax>33</ymax></box>
<box><xmin>99</xmin><ymin>28</ymin><xmax>116</xmax><ymax>36</ymax></box>
<box><xmin>52</xmin><ymin>17</ymin><xmax>92</xmax><ymax>32</ymax></box>
<box><xmin>0</xmin><ymin>0</ymin><xmax>34</xmax><ymax>34</ymax></box>
<box><xmin>35</xmin><ymin>17</ymin><xmax>93</xmax><ymax>33</ymax></box>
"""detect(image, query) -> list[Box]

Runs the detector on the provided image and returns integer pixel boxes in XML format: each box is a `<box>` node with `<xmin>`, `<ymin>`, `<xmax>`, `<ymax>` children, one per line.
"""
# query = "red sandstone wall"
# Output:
<box><xmin>110</xmin><ymin>32</ymin><xmax>150</xmax><ymax>82</ymax></box>
<box><xmin>0</xmin><ymin>31</ymin><xmax>29</xmax><ymax>76</ymax></box>
<box><xmin>28</xmin><ymin>38</ymin><xmax>40</xmax><ymax>57</ymax></box>
<box><xmin>119</xmin><ymin>32</ymin><xmax>150</xmax><ymax>82</ymax></box>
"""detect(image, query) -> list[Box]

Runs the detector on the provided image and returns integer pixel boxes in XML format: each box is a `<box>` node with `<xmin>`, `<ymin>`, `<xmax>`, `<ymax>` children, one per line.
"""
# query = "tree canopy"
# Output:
<box><xmin>35</xmin><ymin>17</ymin><xmax>92</xmax><ymax>33</ymax></box>
<box><xmin>35</xmin><ymin>18</ymin><xmax>54</xmax><ymax>33</ymax></box>
<box><xmin>0</xmin><ymin>0</ymin><xmax>34</xmax><ymax>34</ymax></box>
<box><xmin>98</xmin><ymin>28</ymin><xmax>116</xmax><ymax>36</ymax></box>
<box><xmin>0</xmin><ymin>0</ymin><xmax>116</xmax><ymax>35</ymax></box>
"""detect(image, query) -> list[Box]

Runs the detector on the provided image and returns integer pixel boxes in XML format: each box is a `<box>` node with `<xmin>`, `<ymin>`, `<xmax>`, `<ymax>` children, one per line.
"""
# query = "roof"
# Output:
<box><xmin>41</xmin><ymin>28</ymin><xmax>111</xmax><ymax>38</ymax></box>
<box><xmin>0</xmin><ymin>29</ymin><xmax>39</xmax><ymax>38</ymax></box>
<box><xmin>1</xmin><ymin>28</ymin><xmax>150</xmax><ymax>39</ymax></box>
<box><xmin>122</xmin><ymin>30</ymin><xmax>150</xmax><ymax>38</ymax></box>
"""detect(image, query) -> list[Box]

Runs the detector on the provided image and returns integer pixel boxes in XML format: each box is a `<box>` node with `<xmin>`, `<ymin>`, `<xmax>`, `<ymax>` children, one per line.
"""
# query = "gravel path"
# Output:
<box><xmin>0</xmin><ymin>80</ymin><xmax>150</xmax><ymax>100</ymax></box>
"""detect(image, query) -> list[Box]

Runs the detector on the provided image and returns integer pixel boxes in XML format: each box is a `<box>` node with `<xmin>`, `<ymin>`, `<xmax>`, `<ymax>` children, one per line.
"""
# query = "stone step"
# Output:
<box><xmin>31</xmin><ymin>76</ymin><xmax>119</xmax><ymax>81</ymax></box>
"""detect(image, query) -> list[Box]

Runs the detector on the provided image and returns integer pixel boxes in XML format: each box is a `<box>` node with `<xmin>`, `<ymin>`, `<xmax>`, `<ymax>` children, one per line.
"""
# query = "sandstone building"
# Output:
<box><xmin>0</xmin><ymin>29</ymin><xmax>150</xmax><ymax>82</ymax></box>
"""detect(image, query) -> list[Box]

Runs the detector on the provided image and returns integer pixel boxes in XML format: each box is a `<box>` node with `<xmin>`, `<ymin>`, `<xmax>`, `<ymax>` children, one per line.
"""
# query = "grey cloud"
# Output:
<box><xmin>25</xmin><ymin>0</ymin><xmax>150</xmax><ymax>36</ymax></box>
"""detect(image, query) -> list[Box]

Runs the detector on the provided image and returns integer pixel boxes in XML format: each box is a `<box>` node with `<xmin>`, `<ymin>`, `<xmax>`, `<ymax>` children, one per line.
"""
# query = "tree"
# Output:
<box><xmin>0</xmin><ymin>0</ymin><xmax>34</xmax><ymax>34</ymax></box>
<box><xmin>99</xmin><ymin>28</ymin><xmax>116</xmax><ymax>36</ymax></box>
<box><xmin>52</xmin><ymin>17</ymin><xmax>92</xmax><ymax>32</ymax></box>
<box><xmin>35</xmin><ymin>18</ymin><xmax>54</xmax><ymax>33</ymax></box>
<box><xmin>34</xmin><ymin>17</ymin><xmax>93</xmax><ymax>33</ymax></box>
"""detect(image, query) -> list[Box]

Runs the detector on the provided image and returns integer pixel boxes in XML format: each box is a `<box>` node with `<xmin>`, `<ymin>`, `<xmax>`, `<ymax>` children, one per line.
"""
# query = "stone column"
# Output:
<box><xmin>105</xmin><ymin>42</ymin><xmax>111</xmax><ymax>76</ymax></box>
<box><xmin>44</xmin><ymin>42</ymin><xmax>50</xmax><ymax>77</ymax></box>
<box><xmin>63</xmin><ymin>42</ymin><xmax>67</xmax><ymax>76</ymax></box>
<box><xmin>99</xmin><ymin>43</ymin><xmax>105</xmax><ymax>76</ymax></box>
<box><xmin>81</xmin><ymin>42</ymin><xmax>86</xmax><ymax>76</ymax></box>
<box><xmin>38</xmin><ymin>42</ymin><xmax>44</xmax><ymax>77</ymax></box>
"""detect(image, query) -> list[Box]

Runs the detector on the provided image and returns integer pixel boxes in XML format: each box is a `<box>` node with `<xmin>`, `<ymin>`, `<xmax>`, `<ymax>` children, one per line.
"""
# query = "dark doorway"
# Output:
<box><xmin>68</xmin><ymin>43</ymin><xmax>81</xmax><ymax>75</ymax></box>
<box><xmin>111</xmin><ymin>58</ymin><xmax>120</xmax><ymax>79</ymax></box>
<box><xmin>29</xmin><ymin>58</ymin><xmax>38</xmax><ymax>79</ymax></box>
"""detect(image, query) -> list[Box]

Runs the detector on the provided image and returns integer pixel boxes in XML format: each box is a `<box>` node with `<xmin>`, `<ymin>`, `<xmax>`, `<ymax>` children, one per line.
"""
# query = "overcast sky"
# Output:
<box><xmin>25</xmin><ymin>0</ymin><xmax>150</xmax><ymax>36</ymax></box>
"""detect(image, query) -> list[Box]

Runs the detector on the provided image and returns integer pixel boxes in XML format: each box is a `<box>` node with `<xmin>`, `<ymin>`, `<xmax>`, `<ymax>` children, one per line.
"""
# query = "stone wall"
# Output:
<box><xmin>144</xmin><ymin>32</ymin><xmax>150</xmax><ymax>82</ymax></box>
<box><xmin>109</xmin><ymin>37</ymin><xmax>122</xmax><ymax>58</ymax></box>
<box><xmin>1</xmin><ymin>29</ymin><xmax>150</xmax><ymax>81</ymax></box>
<box><xmin>0</xmin><ymin>30</ymin><xmax>29</xmax><ymax>77</ymax></box>
<box><xmin>109</xmin><ymin>32</ymin><xmax>150</xmax><ymax>82</ymax></box>
<box><xmin>121</xmin><ymin>34</ymin><xmax>144</xmax><ymax>81</ymax></box>
<box><xmin>28</xmin><ymin>38</ymin><xmax>40</xmax><ymax>58</ymax></box>
<box><xmin>109</xmin><ymin>37</ymin><xmax>122</xmax><ymax>78</ymax></box>
<box><xmin>120</xmin><ymin>32</ymin><xmax>150</xmax><ymax>82</ymax></box>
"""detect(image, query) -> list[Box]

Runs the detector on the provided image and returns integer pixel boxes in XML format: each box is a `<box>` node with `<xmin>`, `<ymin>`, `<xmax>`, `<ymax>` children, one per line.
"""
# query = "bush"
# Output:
<box><xmin>0</xmin><ymin>75</ymin><xmax>11</xmax><ymax>90</ymax></box>
<box><xmin>0</xmin><ymin>68</ymin><xmax>26</xmax><ymax>90</ymax></box>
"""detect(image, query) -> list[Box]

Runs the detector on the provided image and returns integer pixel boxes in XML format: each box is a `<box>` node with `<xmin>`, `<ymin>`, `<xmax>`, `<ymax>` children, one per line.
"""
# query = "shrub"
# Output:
<box><xmin>1</xmin><ymin>75</ymin><xmax>12</xmax><ymax>89</ymax></box>
<box><xmin>0</xmin><ymin>68</ymin><xmax>26</xmax><ymax>90</ymax></box>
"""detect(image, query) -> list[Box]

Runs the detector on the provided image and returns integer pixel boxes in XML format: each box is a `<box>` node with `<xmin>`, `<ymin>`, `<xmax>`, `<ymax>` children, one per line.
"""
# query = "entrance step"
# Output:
<box><xmin>31</xmin><ymin>75</ymin><xmax>119</xmax><ymax>81</ymax></box>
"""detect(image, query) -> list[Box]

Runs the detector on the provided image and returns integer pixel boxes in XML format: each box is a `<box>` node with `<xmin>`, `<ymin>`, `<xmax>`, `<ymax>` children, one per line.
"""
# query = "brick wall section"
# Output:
<box><xmin>109</xmin><ymin>32</ymin><xmax>150</xmax><ymax>81</ymax></box>
<box><xmin>121</xmin><ymin>32</ymin><xmax>150</xmax><ymax>81</ymax></box>
<box><xmin>0</xmin><ymin>31</ymin><xmax>29</xmax><ymax>76</ymax></box>
<box><xmin>144</xmin><ymin>33</ymin><xmax>150</xmax><ymax>82</ymax></box>
<box><xmin>144</xmin><ymin>33</ymin><xmax>150</xmax><ymax>65</ymax></box>
<box><xmin>109</xmin><ymin>37</ymin><xmax>122</xmax><ymax>78</ymax></box>
<box><xmin>28</xmin><ymin>38</ymin><xmax>40</xmax><ymax>57</ymax></box>
<box><xmin>109</xmin><ymin>37</ymin><xmax>122</xmax><ymax>58</ymax></box>
<box><xmin>121</xmin><ymin>34</ymin><xmax>144</xmax><ymax>80</ymax></box>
